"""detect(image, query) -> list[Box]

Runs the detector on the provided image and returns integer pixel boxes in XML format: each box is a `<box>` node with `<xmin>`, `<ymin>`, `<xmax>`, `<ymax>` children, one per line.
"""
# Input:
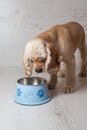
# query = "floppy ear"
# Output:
<box><xmin>45</xmin><ymin>42</ymin><xmax>58</xmax><ymax>72</ymax></box>
<box><xmin>22</xmin><ymin>54</ymin><xmax>32</xmax><ymax>76</ymax></box>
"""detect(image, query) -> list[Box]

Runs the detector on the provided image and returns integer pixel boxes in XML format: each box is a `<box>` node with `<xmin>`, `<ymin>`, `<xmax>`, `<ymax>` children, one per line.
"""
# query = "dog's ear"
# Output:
<box><xmin>22</xmin><ymin>54</ymin><xmax>32</xmax><ymax>76</ymax></box>
<box><xmin>44</xmin><ymin>42</ymin><xmax>58</xmax><ymax>72</ymax></box>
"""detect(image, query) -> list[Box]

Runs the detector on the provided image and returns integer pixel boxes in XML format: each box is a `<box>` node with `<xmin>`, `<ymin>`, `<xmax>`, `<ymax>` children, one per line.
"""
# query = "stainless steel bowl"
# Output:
<box><xmin>14</xmin><ymin>77</ymin><xmax>51</xmax><ymax>105</ymax></box>
<box><xmin>17</xmin><ymin>77</ymin><xmax>47</xmax><ymax>86</ymax></box>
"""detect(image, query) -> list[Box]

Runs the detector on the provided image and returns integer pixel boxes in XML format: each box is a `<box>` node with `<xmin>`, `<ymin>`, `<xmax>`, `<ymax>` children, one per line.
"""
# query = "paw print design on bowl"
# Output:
<box><xmin>37</xmin><ymin>89</ymin><xmax>44</xmax><ymax>98</ymax></box>
<box><xmin>14</xmin><ymin>77</ymin><xmax>51</xmax><ymax>105</ymax></box>
<box><xmin>17</xmin><ymin>88</ymin><xmax>21</xmax><ymax>96</ymax></box>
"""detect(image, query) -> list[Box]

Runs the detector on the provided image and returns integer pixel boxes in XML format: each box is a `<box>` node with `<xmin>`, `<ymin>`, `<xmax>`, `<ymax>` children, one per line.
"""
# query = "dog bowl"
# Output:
<box><xmin>14</xmin><ymin>77</ymin><xmax>51</xmax><ymax>105</ymax></box>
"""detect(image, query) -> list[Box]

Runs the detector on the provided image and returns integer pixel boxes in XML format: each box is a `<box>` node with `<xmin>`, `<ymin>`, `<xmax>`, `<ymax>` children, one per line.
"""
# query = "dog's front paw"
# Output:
<box><xmin>25</xmin><ymin>67</ymin><xmax>32</xmax><ymax>76</ymax></box>
<box><xmin>62</xmin><ymin>86</ymin><xmax>75</xmax><ymax>94</ymax></box>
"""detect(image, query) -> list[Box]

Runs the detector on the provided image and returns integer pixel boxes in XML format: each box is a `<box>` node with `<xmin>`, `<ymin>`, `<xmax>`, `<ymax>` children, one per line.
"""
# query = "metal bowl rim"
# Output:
<box><xmin>17</xmin><ymin>76</ymin><xmax>47</xmax><ymax>86</ymax></box>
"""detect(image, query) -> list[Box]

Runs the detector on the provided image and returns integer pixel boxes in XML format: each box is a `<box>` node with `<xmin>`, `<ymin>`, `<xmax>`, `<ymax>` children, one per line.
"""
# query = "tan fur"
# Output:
<box><xmin>22</xmin><ymin>21</ymin><xmax>87</xmax><ymax>93</ymax></box>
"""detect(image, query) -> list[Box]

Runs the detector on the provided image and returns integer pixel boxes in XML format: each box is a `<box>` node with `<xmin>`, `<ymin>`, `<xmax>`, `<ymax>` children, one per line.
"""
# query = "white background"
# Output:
<box><xmin>0</xmin><ymin>0</ymin><xmax>87</xmax><ymax>66</ymax></box>
<box><xmin>0</xmin><ymin>1</ymin><xmax>87</xmax><ymax>130</ymax></box>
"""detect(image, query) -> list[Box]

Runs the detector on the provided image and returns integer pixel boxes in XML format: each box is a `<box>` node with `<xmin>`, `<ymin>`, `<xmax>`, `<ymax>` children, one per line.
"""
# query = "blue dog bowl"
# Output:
<box><xmin>14</xmin><ymin>77</ymin><xmax>51</xmax><ymax>105</ymax></box>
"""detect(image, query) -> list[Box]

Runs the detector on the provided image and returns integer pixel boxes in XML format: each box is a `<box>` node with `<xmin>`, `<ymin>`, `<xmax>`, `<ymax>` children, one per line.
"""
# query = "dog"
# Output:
<box><xmin>22</xmin><ymin>21</ymin><xmax>87</xmax><ymax>93</ymax></box>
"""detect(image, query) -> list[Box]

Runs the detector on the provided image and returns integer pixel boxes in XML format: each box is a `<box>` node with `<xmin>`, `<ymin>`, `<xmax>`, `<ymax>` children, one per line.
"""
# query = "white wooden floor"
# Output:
<box><xmin>0</xmin><ymin>65</ymin><xmax>87</xmax><ymax>130</ymax></box>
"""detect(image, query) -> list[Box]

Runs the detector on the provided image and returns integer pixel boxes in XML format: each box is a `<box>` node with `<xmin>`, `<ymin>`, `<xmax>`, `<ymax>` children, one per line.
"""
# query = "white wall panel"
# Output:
<box><xmin>0</xmin><ymin>0</ymin><xmax>87</xmax><ymax>66</ymax></box>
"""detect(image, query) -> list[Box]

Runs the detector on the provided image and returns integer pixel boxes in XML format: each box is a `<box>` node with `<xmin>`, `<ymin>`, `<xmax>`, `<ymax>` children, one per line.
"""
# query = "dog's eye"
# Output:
<box><xmin>38</xmin><ymin>58</ymin><xmax>46</xmax><ymax>62</ymax></box>
<box><xmin>42</xmin><ymin>59</ymin><xmax>46</xmax><ymax>62</ymax></box>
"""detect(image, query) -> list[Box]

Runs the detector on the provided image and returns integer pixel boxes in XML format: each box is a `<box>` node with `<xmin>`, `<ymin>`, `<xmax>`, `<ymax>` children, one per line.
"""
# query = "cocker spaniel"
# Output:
<box><xmin>22</xmin><ymin>22</ymin><xmax>87</xmax><ymax>93</ymax></box>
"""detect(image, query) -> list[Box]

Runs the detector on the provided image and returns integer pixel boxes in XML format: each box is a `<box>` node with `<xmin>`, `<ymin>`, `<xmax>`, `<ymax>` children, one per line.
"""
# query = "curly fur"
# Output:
<box><xmin>23</xmin><ymin>38</ymin><xmax>59</xmax><ymax>74</ymax></box>
<box><xmin>24</xmin><ymin>39</ymin><xmax>47</xmax><ymax>59</ymax></box>
<box><xmin>23</xmin><ymin>39</ymin><xmax>45</xmax><ymax>74</ymax></box>
<box><xmin>22</xmin><ymin>21</ymin><xmax>87</xmax><ymax>93</ymax></box>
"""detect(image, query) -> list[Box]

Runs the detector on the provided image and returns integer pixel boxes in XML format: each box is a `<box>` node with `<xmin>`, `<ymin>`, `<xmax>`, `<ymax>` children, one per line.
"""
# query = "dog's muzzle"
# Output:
<box><xmin>35</xmin><ymin>68</ymin><xmax>43</xmax><ymax>73</ymax></box>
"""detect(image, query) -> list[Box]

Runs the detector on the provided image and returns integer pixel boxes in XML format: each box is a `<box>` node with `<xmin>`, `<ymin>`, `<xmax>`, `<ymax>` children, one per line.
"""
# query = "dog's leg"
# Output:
<box><xmin>48</xmin><ymin>73</ymin><xmax>57</xmax><ymax>89</ymax></box>
<box><xmin>62</xmin><ymin>55</ymin><xmax>75</xmax><ymax>93</ymax></box>
<box><xmin>58</xmin><ymin>62</ymin><xmax>66</xmax><ymax>78</ymax></box>
<box><xmin>79</xmin><ymin>38</ymin><xmax>87</xmax><ymax>77</ymax></box>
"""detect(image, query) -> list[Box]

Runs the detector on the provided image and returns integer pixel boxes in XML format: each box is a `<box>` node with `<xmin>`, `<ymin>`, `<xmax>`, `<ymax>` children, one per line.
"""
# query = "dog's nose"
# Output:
<box><xmin>35</xmin><ymin>68</ymin><xmax>42</xmax><ymax>73</ymax></box>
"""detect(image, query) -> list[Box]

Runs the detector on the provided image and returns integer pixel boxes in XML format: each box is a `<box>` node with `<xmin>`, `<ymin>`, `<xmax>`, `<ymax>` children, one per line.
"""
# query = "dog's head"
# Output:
<box><xmin>22</xmin><ymin>39</ymin><xmax>62</xmax><ymax>76</ymax></box>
